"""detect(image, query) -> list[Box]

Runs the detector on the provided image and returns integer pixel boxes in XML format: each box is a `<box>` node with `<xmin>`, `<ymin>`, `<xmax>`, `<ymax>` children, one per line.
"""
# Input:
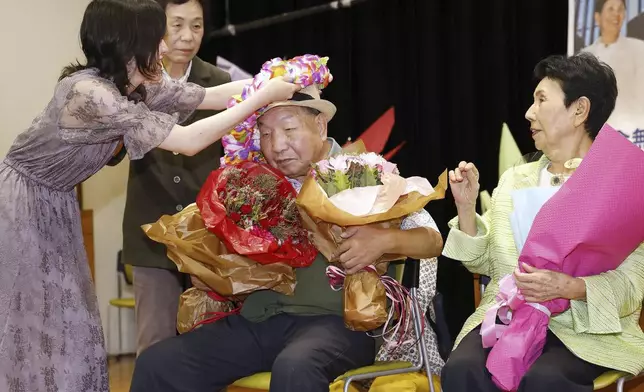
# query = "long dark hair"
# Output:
<box><xmin>60</xmin><ymin>0</ymin><xmax>167</xmax><ymax>98</ymax></box>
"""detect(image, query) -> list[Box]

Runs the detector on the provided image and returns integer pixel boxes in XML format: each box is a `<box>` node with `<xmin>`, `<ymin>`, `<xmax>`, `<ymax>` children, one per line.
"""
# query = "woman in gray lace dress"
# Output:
<box><xmin>0</xmin><ymin>1</ymin><xmax>298</xmax><ymax>391</ymax></box>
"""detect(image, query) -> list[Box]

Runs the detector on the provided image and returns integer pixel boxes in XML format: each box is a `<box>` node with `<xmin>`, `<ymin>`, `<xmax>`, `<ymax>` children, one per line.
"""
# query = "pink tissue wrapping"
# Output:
<box><xmin>483</xmin><ymin>125</ymin><xmax>644</xmax><ymax>391</ymax></box>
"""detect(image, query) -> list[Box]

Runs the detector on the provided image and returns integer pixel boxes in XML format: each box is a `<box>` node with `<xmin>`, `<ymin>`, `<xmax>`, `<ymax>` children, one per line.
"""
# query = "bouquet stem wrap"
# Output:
<box><xmin>296</xmin><ymin>141</ymin><xmax>447</xmax><ymax>334</ymax></box>
<box><xmin>299</xmin><ymin>209</ymin><xmax>402</xmax><ymax>331</ymax></box>
<box><xmin>176</xmin><ymin>288</ymin><xmax>241</xmax><ymax>334</ymax></box>
<box><xmin>483</xmin><ymin>125</ymin><xmax>644</xmax><ymax>391</ymax></box>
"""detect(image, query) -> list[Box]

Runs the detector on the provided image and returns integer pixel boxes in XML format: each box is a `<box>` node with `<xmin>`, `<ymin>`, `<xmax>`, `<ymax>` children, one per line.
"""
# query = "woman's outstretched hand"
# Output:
<box><xmin>257</xmin><ymin>76</ymin><xmax>301</xmax><ymax>105</ymax></box>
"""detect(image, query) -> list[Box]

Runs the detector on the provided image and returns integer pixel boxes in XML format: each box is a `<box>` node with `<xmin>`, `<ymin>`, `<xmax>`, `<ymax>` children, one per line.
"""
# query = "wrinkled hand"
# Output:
<box><xmin>449</xmin><ymin>161</ymin><xmax>480</xmax><ymax>209</ymax></box>
<box><xmin>332</xmin><ymin>225</ymin><xmax>389</xmax><ymax>275</ymax></box>
<box><xmin>514</xmin><ymin>263</ymin><xmax>584</xmax><ymax>302</ymax></box>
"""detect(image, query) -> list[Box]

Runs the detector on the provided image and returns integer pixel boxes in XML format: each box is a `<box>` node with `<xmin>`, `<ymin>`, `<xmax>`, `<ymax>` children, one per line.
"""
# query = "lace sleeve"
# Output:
<box><xmin>142</xmin><ymin>78</ymin><xmax>206</xmax><ymax>123</ymax></box>
<box><xmin>58</xmin><ymin>78</ymin><xmax>178</xmax><ymax>160</ymax></box>
<box><xmin>400</xmin><ymin>208</ymin><xmax>439</xmax><ymax>305</ymax></box>
<box><xmin>399</xmin><ymin>208</ymin><xmax>439</xmax><ymax>301</ymax></box>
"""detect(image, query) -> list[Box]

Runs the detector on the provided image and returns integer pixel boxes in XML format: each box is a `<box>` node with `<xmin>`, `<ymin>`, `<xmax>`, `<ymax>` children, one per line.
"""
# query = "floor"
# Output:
<box><xmin>108</xmin><ymin>356</ymin><xmax>135</xmax><ymax>392</ymax></box>
<box><xmin>108</xmin><ymin>355</ymin><xmax>644</xmax><ymax>392</ymax></box>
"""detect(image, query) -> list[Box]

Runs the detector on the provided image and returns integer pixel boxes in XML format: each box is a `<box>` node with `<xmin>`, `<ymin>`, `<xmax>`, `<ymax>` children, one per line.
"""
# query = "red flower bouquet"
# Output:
<box><xmin>197</xmin><ymin>161</ymin><xmax>318</xmax><ymax>268</ymax></box>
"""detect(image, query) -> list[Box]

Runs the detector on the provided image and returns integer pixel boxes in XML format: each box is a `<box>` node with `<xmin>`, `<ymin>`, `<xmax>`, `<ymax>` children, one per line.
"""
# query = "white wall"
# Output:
<box><xmin>0</xmin><ymin>0</ymin><xmax>135</xmax><ymax>355</ymax></box>
<box><xmin>84</xmin><ymin>160</ymin><xmax>135</xmax><ymax>355</ymax></box>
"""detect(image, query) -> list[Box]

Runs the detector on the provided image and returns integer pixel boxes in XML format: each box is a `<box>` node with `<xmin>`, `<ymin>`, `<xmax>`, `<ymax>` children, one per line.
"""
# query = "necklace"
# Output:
<box><xmin>550</xmin><ymin>174</ymin><xmax>565</xmax><ymax>186</ymax></box>
<box><xmin>548</xmin><ymin>158</ymin><xmax>583</xmax><ymax>186</ymax></box>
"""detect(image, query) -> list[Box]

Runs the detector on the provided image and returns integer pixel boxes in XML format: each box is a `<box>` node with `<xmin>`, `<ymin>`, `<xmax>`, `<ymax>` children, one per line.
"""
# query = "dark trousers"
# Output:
<box><xmin>441</xmin><ymin>326</ymin><xmax>608</xmax><ymax>392</ymax></box>
<box><xmin>129</xmin><ymin>314</ymin><xmax>375</xmax><ymax>392</ymax></box>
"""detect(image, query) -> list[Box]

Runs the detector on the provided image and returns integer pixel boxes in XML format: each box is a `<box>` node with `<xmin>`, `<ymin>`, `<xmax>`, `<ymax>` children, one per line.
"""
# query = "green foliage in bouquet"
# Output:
<box><xmin>312</xmin><ymin>155</ymin><xmax>384</xmax><ymax>198</ymax></box>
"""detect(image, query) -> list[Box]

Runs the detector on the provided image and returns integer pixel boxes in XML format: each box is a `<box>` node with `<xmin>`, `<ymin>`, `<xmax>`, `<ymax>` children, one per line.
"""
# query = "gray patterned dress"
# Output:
<box><xmin>0</xmin><ymin>68</ymin><xmax>205</xmax><ymax>392</ymax></box>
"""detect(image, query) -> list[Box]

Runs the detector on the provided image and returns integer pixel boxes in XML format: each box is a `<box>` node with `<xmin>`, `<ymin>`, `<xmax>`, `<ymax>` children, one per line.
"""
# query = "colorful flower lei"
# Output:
<box><xmin>220</xmin><ymin>54</ymin><xmax>333</xmax><ymax>167</ymax></box>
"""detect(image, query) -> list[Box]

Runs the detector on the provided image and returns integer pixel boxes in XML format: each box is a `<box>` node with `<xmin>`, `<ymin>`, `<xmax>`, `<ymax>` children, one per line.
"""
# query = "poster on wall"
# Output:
<box><xmin>568</xmin><ymin>0</ymin><xmax>644</xmax><ymax>148</ymax></box>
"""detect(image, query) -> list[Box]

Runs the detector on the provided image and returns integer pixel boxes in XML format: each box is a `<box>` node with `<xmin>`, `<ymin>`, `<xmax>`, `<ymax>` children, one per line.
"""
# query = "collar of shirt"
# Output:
<box><xmin>589</xmin><ymin>35</ymin><xmax>633</xmax><ymax>52</ymax></box>
<box><xmin>287</xmin><ymin>137</ymin><xmax>341</xmax><ymax>193</ymax></box>
<box><xmin>162</xmin><ymin>60</ymin><xmax>193</xmax><ymax>83</ymax></box>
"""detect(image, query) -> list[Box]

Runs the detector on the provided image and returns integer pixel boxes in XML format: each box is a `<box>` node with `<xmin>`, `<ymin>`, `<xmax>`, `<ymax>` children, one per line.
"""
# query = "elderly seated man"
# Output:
<box><xmin>129</xmin><ymin>85</ymin><xmax>444</xmax><ymax>392</ymax></box>
<box><xmin>441</xmin><ymin>52</ymin><xmax>644</xmax><ymax>392</ymax></box>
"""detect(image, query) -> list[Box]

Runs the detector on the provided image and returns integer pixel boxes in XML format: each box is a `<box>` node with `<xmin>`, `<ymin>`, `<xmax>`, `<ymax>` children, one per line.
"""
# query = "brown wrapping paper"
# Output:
<box><xmin>299</xmin><ymin>210</ymin><xmax>405</xmax><ymax>265</ymax></box>
<box><xmin>176</xmin><ymin>288</ymin><xmax>236</xmax><ymax>334</ymax></box>
<box><xmin>142</xmin><ymin>203</ymin><xmax>296</xmax><ymax>297</ymax></box>
<box><xmin>344</xmin><ymin>270</ymin><xmax>388</xmax><ymax>331</ymax></box>
<box><xmin>299</xmin><ymin>208</ymin><xmax>397</xmax><ymax>330</ymax></box>
<box><xmin>296</xmin><ymin>141</ymin><xmax>448</xmax><ymax>331</ymax></box>
<box><xmin>297</xmin><ymin>168</ymin><xmax>448</xmax><ymax>227</ymax></box>
<box><xmin>300</xmin><ymin>210</ymin><xmax>395</xmax><ymax>330</ymax></box>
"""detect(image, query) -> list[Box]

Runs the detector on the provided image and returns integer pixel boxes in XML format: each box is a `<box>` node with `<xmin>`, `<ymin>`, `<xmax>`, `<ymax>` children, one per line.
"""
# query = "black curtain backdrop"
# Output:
<box><xmin>200</xmin><ymin>0</ymin><xmax>568</xmax><ymax>339</ymax></box>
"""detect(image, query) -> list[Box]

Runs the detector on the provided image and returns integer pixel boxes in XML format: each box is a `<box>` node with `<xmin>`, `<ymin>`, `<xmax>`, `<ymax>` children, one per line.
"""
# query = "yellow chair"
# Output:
<box><xmin>107</xmin><ymin>250</ymin><xmax>135</xmax><ymax>359</ymax></box>
<box><xmin>593</xmin><ymin>370</ymin><xmax>631</xmax><ymax>391</ymax></box>
<box><xmin>230</xmin><ymin>259</ymin><xmax>441</xmax><ymax>392</ymax></box>
<box><xmin>365</xmin><ymin>371</ymin><xmax>441</xmax><ymax>392</ymax></box>
<box><xmin>231</xmin><ymin>363</ymin><xmax>442</xmax><ymax>391</ymax></box>
<box><xmin>231</xmin><ymin>361</ymin><xmax>419</xmax><ymax>390</ymax></box>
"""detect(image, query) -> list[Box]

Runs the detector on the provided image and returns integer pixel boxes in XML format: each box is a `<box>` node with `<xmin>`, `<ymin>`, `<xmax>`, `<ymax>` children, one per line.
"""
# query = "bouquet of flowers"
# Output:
<box><xmin>311</xmin><ymin>151</ymin><xmax>410</xmax><ymax>216</ymax></box>
<box><xmin>482</xmin><ymin>125</ymin><xmax>644</xmax><ymax>391</ymax></box>
<box><xmin>143</xmin><ymin>203</ymin><xmax>297</xmax><ymax>332</ymax></box>
<box><xmin>297</xmin><ymin>141</ymin><xmax>447</xmax><ymax>334</ymax></box>
<box><xmin>313</xmin><ymin>154</ymin><xmax>390</xmax><ymax>195</ymax></box>
<box><xmin>197</xmin><ymin>161</ymin><xmax>318</xmax><ymax>268</ymax></box>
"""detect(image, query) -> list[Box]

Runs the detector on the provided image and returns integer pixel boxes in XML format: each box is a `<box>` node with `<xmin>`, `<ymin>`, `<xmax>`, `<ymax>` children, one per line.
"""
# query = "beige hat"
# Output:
<box><xmin>260</xmin><ymin>84</ymin><xmax>337</xmax><ymax>121</ymax></box>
